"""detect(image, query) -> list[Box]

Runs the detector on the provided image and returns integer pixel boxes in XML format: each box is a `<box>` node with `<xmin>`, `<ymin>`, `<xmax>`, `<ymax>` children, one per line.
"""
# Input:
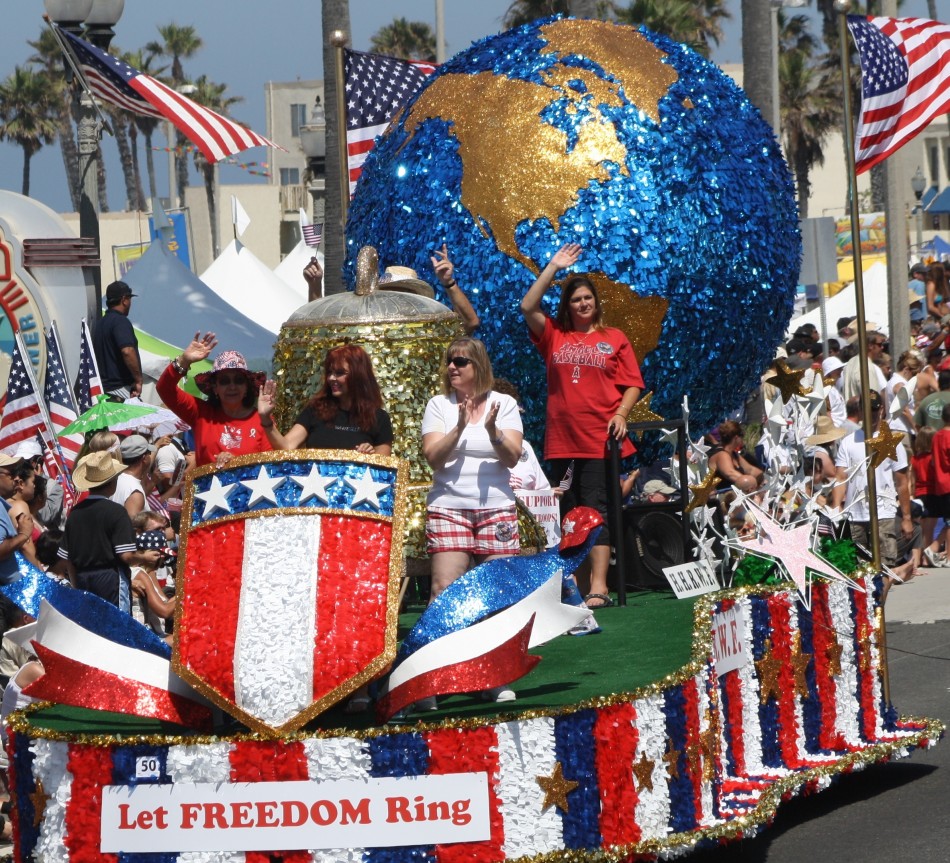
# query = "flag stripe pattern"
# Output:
<box><xmin>0</xmin><ymin>335</ymin><xmax>45</xmax><ymax>454</ymax></box>
<box><xmin>43</xmin><ymin>326</ymin><xmax>83</xmax><ymax>468</ymax></box>
<box><xmin>847</xmin><ymin>15</ymin><xmax>950</xmax><ymax>174</ymax></box>
<box><xmin>9</xmin><ymin>578</ymin><xmax>939</xmax><ymax>861</ymax></box>
<box><xmin>74</xmin><ymin>319</ymin><xmax>103</xmax><ymax>414</ymax></box>
<box><xmin>301</xmin><ymin>223</ymin><xmax>323</xmax><ymax>247</ymax></box>
<box><xmin>56</xmin><ymin>26</ymin><xmax>283</xmax><ymax>164</ymax></box>
<box><xmin>344</xmin><ymin>49</ymin><xmax>435</xmax><ymax>196</ymax></box>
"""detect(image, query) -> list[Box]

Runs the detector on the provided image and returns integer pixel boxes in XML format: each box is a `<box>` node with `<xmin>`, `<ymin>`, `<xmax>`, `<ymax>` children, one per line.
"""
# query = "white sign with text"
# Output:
<box><xmin>663</xmin><ymin>559</ymin><xmax>721</xmax><ymax>598</ymax></box>
<box><xmin>101</xmin><ymin>774</ymin><xmax>489</xmax><ymax>852</ymax></box>
<box><xmin>710</xmin><ymin>604</ymin><xmax>748</xmax><ymax>675</ymax></box>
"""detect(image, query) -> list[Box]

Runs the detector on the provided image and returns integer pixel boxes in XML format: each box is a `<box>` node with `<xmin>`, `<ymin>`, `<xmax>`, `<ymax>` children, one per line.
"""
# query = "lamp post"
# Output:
<box><xmin>911</xmin><ymin>166</ymin><xmax>926</xmax><ymax>257</ymax></box>
<box><xmin>44</xmin><ymin>0</ymin><xmax>125</xmax><ymax>327</ymax></box>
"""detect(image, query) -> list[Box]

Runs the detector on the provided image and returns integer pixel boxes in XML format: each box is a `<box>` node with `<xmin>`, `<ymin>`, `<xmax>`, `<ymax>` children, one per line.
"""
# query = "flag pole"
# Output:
<box><xmin>331</xmin><ymin>31</ymin><xmax>350</xmax><ymax>227</ymax></box>
<box><xmin>836</xmin><ymin>1</ymin><xmax>881</xmax><ymax>569</ymax></box>
<box><xmin>836</xmin><ymin>0</ymin><xmax>893</xmax><ymax>708</ymax></box>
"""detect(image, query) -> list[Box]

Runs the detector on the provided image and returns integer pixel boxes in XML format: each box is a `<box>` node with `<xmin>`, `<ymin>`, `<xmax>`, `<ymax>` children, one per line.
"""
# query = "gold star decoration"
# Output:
<box><xmin>537</xmin><ymin>761</ymin><xmax>578</xmax><ymax>814</ymax></box>
<box><xmin>685</xmin><ymin>741</ymin><xmax>701</xmax><ymax>776</ymax></box>
<box><xmin>29</xmin><ymin>778</ymin><xmax>48</xmax><ymax>828</ymax></box>
<box><xmin>756</xmin><ymin>638</ymin><xmax>783</xmax><ymax>704</ymax></box>
<box><xmin>626</xmin><ymin>391</ymin><xmax>664</xmax><ymax>439</ymax></box>
<box><xmin>663</xmin><ymin>739</ymin><xmax>681</xmax><ymax>779</ymax></box>
<box><xmin>825</xmin><ymin>639</ymin><xmax>843</xmax><ymax>678</ymax></box>
<box><xmin>632</xmin><ymin>751</ymin><xmax>655</xmax><ymax>793</ymax></box>
<box><xmin>684</xmin><ymin>470</ymin><xmax>722</xmax><ymax>513</ymax></box>
<box><xmin>700</xmin><ymin>723</ymin><xmax>718</xmax><ymax>782</ymax></box>
<box><xmin>866</xmin><ymin>419</ymin><xmax>905</xmax><ymax>469</ymax></box>
<box><xmin>791</xmin><ymin>632</ymin><xmax>812</xmax><ymax>699</ymax></box>
<box><xmin>770</xmin><ymin>358</ymin><xmax>813</xmax><ymax>402</ymax></box>
<box><xmin>857</xmin><ymin>623</ymin><xmax>873</xmax><ymax>672</ymax></box>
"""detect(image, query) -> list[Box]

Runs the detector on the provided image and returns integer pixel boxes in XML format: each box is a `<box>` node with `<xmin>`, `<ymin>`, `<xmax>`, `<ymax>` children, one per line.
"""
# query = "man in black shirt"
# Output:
<box><xmin>93</xmin><ymin>280</ymin><xmax>142</xmax><ymax>400</ymax></box>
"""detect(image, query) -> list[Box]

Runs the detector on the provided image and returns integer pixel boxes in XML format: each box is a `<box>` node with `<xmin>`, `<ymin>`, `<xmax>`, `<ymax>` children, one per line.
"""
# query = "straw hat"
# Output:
<box><xmin>377</xmin><ymin>266</ymin><xmax>435</xmax><ymax>299</ymax></box>
<box><xmin>805</xmin><ymin>415</ymin><xmax>846</xmax><ymax>447</ymax></box>
<box><xmin>72</xmin><ymin>451</ymin><xmax>127</xmax><ymax>491</ymax></box>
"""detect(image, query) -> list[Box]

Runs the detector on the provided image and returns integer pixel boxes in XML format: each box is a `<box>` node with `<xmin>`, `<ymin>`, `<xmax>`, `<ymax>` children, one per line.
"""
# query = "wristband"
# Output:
<box><xmin>445</xmin><ymin>280</ymin><xmax>458</xmax><ymax>289</ymax></box>
<box><xmin>490</xmin><ymin>431</ymin><xmax>504</xmax><ymax>446</ymax></box>
<box><xmin>171</xmin><ymin>358</ymin><xmax>188</xmax><ymax>376</ymax></box>
<box><xmin>260</xmin><ymin>418</ymin><xmax>274</xmax><ymax>429</ymax></box>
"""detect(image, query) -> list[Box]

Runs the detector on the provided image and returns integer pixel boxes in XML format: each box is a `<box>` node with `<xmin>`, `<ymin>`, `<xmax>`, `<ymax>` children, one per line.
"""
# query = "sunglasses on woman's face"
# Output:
<box><xmin>215</xmin><ymin>374</ymin><xmax>247</xmax><ymax>386</ymax></box>
<box><xmin>446</xmin><ymin>356</ymin><xmax>472</xmax><ymax>368</ymax></box>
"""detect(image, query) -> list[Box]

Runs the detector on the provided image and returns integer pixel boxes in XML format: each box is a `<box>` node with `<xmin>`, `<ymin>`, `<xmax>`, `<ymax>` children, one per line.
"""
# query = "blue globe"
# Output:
<box><xmin>345</xmin><ymin>16</ymin><xmax>800</xmax><ymax>455</ymax></box>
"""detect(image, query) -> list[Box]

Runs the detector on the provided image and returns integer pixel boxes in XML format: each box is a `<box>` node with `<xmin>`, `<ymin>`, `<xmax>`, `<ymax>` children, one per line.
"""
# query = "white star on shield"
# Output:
<box><xmin>343</xmin><ymin>467</ymin><xmax>390</xmax><ymax>510</ymax></box>
<box><xmin>289</xmin><ymin>464</ymin><xmax>338</xmax><ymax>505</ymax></box>
<box><xmin>241</xmin><ymin>465</ymin><xmax>287</xmax><ymax>507</ymax></box>
<box><xmin>194</xmin><ymin>475</ymin><xmax>236</xmax><ymax>518</ymax></box>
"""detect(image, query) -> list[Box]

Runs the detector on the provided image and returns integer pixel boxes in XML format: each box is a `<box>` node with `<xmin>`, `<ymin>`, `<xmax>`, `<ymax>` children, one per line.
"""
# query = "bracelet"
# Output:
<box><xmin>615</xmin><ymin>411</ymin><xmax>628</xmax><ymax>418</ymax></box>
<box><xmin>171</xmin><ymin>357</ymin><xmax>188</xmax><ymax>376</ymax></box>
<box><xmin>260</xmin><ymin>418</ymin><xmax>274</xmax><ymax>429</ymax></box>
<box><xmin>490</xmin><ymin>431</ymin><xmax>504</xmax><ymax>446</ymax></box>
<box><xmin>445</xmin><ymin>280</ymin><xmax>458</xmax><ymax>289</ymax></box>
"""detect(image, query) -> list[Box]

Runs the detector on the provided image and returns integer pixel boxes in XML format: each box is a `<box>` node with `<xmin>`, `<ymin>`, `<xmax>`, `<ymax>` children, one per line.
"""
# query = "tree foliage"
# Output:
<box><xmin>370</xmin><ymin>18</ymin><xmax>437</xmax><ymax>62</ymax></box>
<box><xmin>0</xmin><ymin>65</ymin><xmax>59</xmax><ymax>196</ymax></box>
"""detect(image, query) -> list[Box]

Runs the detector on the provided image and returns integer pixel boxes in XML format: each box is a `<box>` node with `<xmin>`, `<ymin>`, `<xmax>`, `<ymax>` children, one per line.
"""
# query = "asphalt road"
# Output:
<box><xmin>693</xmin><ymin>567</ymin><xmax>950</xmax><ymax>861</ymax></box>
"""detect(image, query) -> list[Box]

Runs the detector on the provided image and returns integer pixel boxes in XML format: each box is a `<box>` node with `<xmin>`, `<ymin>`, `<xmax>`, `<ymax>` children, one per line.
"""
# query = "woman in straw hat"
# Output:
<box><xmin>157</xmin><ymin>333</ymin><xmax>270</xmax><ymax>467</ymax></box>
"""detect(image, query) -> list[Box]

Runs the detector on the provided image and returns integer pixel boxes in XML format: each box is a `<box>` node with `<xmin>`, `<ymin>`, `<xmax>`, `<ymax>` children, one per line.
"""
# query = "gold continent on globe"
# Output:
<box><xmin>402</xmin><ymin>20</ymin><xmax>679</xmax><ymax>274</ymax></box>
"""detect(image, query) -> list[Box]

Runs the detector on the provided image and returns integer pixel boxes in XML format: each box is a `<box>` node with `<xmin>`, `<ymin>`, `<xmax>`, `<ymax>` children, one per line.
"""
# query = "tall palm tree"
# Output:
<box><xmin>27</xmin><ymin>27</ymin><xmax>81</xmax><ymax>211</ymax></box>
<box><xmin>370</xmin><ymin>18</ymin><xmax>437</xmax><ymax>62</ymax></box>
<box><xmin>741</xmin><ymin>0</ymin><xmax>775</xmax><ymax>124</ymax></box>
<box><xmin>146</xmin><ymin>24</ymin><xmax>203</xmax><ymax>206</ymax></box>
<box><xmin>503</xmin><ymin>0</ymin><xmax>617</xmax><ymax>27</ymax></box>
<box><xmin>190</xmin><ymin>75</ymin><xmax>242</xmax><ymax>259</ymax></box>
<box><xmin>0</xmin><ymin>66</ymin><xmax>59</xmax><ymax>196</ymax></box>
<box><xmin>322</xmin><ymin>0</ymin><xmax>351</xmax><ymax>296</ymax></box>
<box><xmin>617</xmin><ymin>0</ymin><xmax>729</xmax><ymax>56</ymax></box>
<box><xmin>123</xmin><ymin>48</ymin><xmax>168</xmax><ymax>201</ymax></box>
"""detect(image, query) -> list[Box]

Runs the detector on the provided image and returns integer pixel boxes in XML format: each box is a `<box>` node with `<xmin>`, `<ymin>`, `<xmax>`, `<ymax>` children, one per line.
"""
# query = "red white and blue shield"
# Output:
<box><xmin>173</xmin><ymin>450</ymin><xmax>407</xmax><ymax>736</ymax></box>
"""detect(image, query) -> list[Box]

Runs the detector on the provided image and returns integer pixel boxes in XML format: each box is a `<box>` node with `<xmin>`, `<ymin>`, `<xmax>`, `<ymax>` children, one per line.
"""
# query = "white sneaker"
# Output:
<box><xmin>481</xmin><ymin>686</ymin><xmax>516</xmax><ymax>703</ymax></box>
<box><xmin>923</xmin><ymin>547</ymin><xmax>947</xmax><ymax>567</ymax></box>
<box><xmin>568</xmin><ymin>613</ymin><xmax>602</xmax><ymax>636</ymax></box>
<box><xmin>412</xmin><ymin>696</ymin><xmax>438</xmax><ymax>712</ymax></box>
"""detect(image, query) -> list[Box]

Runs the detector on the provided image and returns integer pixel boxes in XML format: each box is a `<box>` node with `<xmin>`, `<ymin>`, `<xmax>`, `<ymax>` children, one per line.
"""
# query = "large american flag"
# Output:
<box><xmin>344</xmin><ymin>49</ymin><xmax>435</xmax><ymax>196</ymax></box>
<box><xmin>847</xmin><ymin>15</ymin><xmax>950</xmax><ymax>174</ymax></box>
<box><xmin>55</xmin><ymin>25</ymin><xmax>284</xmax><ymax>164</ymax></box>
<box><xmin>44</xmin><ymin>326</ymin><xmax>83</xmax><ymax>469</ymax></box>
<box><xmin>74</xmin><ymin>319</ymin><xmax>103</xmax><ymax>414</ymax></box>
<box><xmin>0</xmin><ymin>334</ymin><xmax>46</xmax><ymax>454</ymax></box>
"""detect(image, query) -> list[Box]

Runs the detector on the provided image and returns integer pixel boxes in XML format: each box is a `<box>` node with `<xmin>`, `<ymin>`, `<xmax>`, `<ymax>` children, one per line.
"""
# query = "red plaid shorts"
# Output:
<box><xmin>426</xmin><ymin>505</ymin><xmax>520</xmax><ymax>555</ymax></box>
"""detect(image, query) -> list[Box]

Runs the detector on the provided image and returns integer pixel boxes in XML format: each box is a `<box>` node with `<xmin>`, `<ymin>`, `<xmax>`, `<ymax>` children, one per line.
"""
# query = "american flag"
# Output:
<box><xmin>37</xmin><ymin>432</ymin><xmax>78</xmax><ymax>515</ymax></box>
<box><xmin>44</xmin><ymin>326</ymin><xmax>83</xmax><ymax>469</ymax></box>
<box><xmin>344</xmin><ymin>49</ymin><xmax>435</xmax><ymax>195</ymax></box>
<box><xmin>847</xmin><ymin>15</ymin><xmax>950</xmax><ymax>174</ymax></box>
<box><xmin>74</xmin><ymin>319</ymin><xmax>103</xmax><ymax>414</ymax></box>
<box><xmin>55</xmin><ymin>26</ymin><xmax>285</xmax><ymax>164</ymax></box>
<box><xmin>0</xmin><ymin>334</ymin><xmax>46</xmax><ymax>454</ymax></box>
<box><xmin>302</xmin><ymin>222</ymin><xmax>323</xmax><ymax>248</ymax></box>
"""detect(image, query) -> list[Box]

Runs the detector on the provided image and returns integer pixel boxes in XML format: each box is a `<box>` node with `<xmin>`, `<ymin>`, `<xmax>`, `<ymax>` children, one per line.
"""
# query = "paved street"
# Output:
<box><xmin>693</xmin><ymin>566</ymin><xmax>950</xmax><ymax>861</ymax></box>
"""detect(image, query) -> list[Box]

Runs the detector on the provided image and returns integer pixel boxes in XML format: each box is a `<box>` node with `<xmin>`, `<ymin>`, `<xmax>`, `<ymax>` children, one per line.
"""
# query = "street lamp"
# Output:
<box><xmin>44</xmin><ymin>0</ymin><xmax>125</xmax><ymax>324</ymax></box>
<box><xmin>911</xmin><ymin>166</ymin><xmax>927</xmax><ymax>257</ymax></box>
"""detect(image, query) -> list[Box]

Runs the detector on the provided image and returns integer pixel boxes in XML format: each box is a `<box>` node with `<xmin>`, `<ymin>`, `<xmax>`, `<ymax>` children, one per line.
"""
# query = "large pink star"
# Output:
<box><xmin>739</xmin><ymin>507</ymin><xmax>854</xmax><ymax>605</ymax></box>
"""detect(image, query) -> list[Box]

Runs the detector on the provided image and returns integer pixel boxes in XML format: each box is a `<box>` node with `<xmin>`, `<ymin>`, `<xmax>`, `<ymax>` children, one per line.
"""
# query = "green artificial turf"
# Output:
<box><xmin>25</xmin><ymin>590</ymin><xmax>699</xmax><ymax>738</ymax></box>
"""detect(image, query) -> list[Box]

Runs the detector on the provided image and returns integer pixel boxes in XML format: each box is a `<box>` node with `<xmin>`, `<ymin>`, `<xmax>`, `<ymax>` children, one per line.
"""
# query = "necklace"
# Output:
<box><xmin>569</xmin><ymin>329</ymin><xmax>597</xmax><ymax>384</ymax></box>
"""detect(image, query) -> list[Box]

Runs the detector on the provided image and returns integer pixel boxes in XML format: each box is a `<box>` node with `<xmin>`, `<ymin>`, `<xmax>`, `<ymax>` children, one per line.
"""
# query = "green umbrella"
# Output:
<box><xmin>59</xmin><ymin>395</ymin><xmax>160</xmax><ymax>436</ymax></box>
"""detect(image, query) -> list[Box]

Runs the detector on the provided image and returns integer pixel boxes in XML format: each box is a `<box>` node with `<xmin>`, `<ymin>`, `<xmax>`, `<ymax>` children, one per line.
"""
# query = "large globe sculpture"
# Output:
<box><xmin>345</xmin><ymin>17</ymin><xmax>801</xmax><ymax>451</ymax></box>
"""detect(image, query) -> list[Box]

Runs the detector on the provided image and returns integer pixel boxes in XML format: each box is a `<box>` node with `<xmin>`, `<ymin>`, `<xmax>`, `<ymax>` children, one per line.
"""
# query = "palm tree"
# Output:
<box><xmin>146</xmin><ymin>24</ymin><xmax>203</xmax><ymax>206</ymax></box>
<box><xmin>123</xmin><ymin>48</ymin><xmax>168</xmax><ymax>201</ymax></box>
<box><xmin>741</xmin><ymin>0</ymin><xmax>775</xmax><ymax>124</ymax></box>
<box><xmin>617</xmin><ymin>0</ymin><xmax>730</xmax><ymax>56</ymax></box>
<box><xmin>370</xmin><ymin>18</ymin><xmax>437</xmax><ymax>62</ymax></box>
<box><xmin>322</xmin><ymin>0</ymin><xmax>352</xmax><ymax>295</ymax></box>
<box><xmin>27</xmin><ymin>27</ymin><xmax>81</xmax><ymax>211</ymax></box>
<box><xmin>0</xmin><ymin>66</ymin><xmax>59</xmax><ymax>196</ymax></box>
<box><xmin>190</xmin><ymin>75</ymin><xmax>242</xmax><ymax>259</ymax></box>
<box><xmin>503</xmin><ymin>0</ymin><xmax>571</xmax><ymax>27</ymax></box>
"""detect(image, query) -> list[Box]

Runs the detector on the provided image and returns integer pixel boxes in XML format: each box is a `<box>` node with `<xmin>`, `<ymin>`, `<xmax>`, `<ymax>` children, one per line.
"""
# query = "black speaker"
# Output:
<box><xmin>623</xmin><ymin>507</ymin><xmax>687</xmax><ymax>590</ymax></box>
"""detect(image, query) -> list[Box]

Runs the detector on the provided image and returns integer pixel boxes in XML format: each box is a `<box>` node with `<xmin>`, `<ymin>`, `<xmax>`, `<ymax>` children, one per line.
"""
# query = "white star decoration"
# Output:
<box><xmin>194</xmin><ymin>475</ymin><xmax>236</xmax><ymax>517</ymax></box>
<box><xmin>242</xmin><ymin>465</ymin><xmax>286</xmax><ymax>508</ymax></box>
<box><xmin>290</xmin><ymin>464</ymin><xmax>338</xmax><ymax>505</ymax></box>
<box><xmin>343</xmin><ymin>467</ymin><xmax>390</xmax><ymax>510</ymax></box>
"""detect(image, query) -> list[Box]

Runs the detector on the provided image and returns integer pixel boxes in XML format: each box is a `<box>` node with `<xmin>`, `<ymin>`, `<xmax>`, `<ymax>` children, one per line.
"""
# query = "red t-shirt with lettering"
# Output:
<box><xmin>530</xmin><ymin>316</ymin><xmax>644</xmax><ymax>460</ymax></box>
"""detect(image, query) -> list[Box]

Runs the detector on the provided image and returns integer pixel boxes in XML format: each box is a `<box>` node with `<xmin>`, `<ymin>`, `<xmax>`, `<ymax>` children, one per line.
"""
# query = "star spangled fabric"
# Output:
<box><xmin>43</xmin><ymin>327</ymin><xmax>83</xmax><ymax>469</ymax></box>
<box><xmin>55</xmin><ymin>25</ymin><xmax>285</xmax><ymax>164</ymax></box>
<box><xmin>74</xmin><ymin>319</ymin><xmax>103</xmax><ymax>414</ymax></box>
<box><xmin>344</xmin><ymin>48</ymin><xmax>435</xmax><ymax>195</ymax></box>
<box><xmin>847</xmin><ymin>15</ymin><xmax>950</xmax><ymax>174</ymax></box>
<box><xmin>0</xmin><ymin>335</ymin><xmax>45</xmax><ymax>454</ymax></box>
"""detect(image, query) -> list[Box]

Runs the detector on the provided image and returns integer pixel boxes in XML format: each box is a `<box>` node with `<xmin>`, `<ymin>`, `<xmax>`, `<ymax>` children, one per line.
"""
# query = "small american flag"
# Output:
<box><xmin>44</xmin><ymin>325</ymin><xmax>83</xmax><ymax>469</ymax></box>
<box><xmin>302</xmin><ymin>222</ymin><xmax>323</xmax><ymax>248</ymax></box>
<box><xmin>344</xmin><ymin>49</ymin><xmax>435</xmax><ymax>196</ymax></box>
<box><xmin>37</xmin><ymin>432</ymin><xmax>78</xmax><ymax>515</ymax></box>
<box><xmin>55</xmin><ymin>25</ymin><xmax>284</xmax><ymax>164</ymax></box>
<box><xmin>0</xmin><ymin>333</ymin><xmax>46</xmax><ymax>454</ymax></box>
<box><xmin>558</xmin><ymin>461</ymin><xmax>575</xmax><ymax>492</ymax></box>
<box><xmin>847</xmin><ymin>15</ymin><xmax>950</xmax><ymax>174</ymax></box>
<box><xmin>74</xmin><ymin>319</ymin><xmax>103</xmax><ymax>414</ymax></box>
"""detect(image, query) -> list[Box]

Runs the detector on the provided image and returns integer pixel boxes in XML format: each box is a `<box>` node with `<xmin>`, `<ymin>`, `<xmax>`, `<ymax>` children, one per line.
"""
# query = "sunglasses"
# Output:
<box><xmin>215</xmin><ymin>374</ymin><xmax>247</xmax><ymax>386</ymax></box>
<box><xmin>446</xmin><ymin>356</ymin><xmax>472</xmax><ymax>368</ymax></box>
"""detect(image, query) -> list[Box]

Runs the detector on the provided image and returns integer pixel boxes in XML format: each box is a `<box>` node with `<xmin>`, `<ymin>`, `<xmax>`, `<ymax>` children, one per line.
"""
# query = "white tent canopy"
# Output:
<box><xmin>199</xmin><ymin>239</ymin><xmax>307</xmax><ymax>335</ymax></box>
<box><xmin>274</xmin><ymin>239</ymin><xmax>325</xmax><ymax>301</ymax></box>
<box><xmin>787</xmin><ymin>262</ymin><xmax>891</xmax><ymax>338</ymax></box>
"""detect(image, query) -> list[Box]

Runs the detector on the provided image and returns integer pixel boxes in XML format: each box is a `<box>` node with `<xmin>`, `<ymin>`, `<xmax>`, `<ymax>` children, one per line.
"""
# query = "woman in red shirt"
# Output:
<box><xmin>520</xmin><ymin>243</ymin><xmax>644</xmax><ymax>608</ymax></box>
<box><xmin>156</xmin><ymin>333</ymin><xmax>270</xmax><ymax>467</ymax></box>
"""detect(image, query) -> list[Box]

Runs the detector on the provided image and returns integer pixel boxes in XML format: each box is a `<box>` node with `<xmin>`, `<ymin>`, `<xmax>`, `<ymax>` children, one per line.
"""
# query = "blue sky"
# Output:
<box><xmin>0</xmin><ymin>0</ymin><xmax>937</xmax><ymax>214</ymax></box>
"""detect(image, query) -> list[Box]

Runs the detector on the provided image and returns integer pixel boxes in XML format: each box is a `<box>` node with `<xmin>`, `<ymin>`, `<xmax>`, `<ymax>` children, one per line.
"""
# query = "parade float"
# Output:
<box><xmin>2</xmin><ymin>16</ymin><xmax>942</xmax><ymax>863</ymax></box>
